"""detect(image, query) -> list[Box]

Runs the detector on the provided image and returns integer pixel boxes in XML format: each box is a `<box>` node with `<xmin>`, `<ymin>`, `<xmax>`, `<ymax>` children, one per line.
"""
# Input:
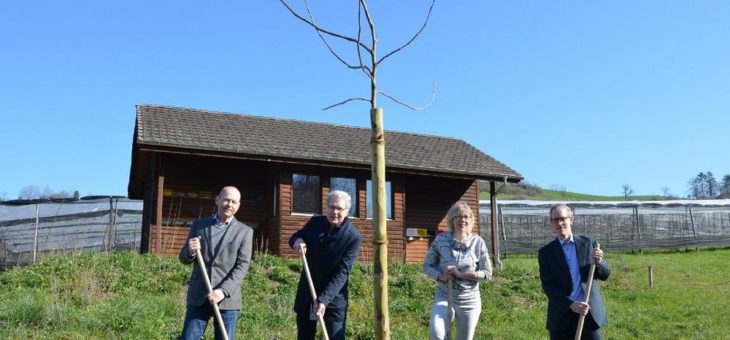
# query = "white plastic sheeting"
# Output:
<box><xmin>0</xmin><ymin>198</ymin><xmax>143</xmax><ymax>268</ymax></box>
<box><xmin>479</xmin><ymin>199</ymin><xmax>730</xmax><ymax>253</ymax></box>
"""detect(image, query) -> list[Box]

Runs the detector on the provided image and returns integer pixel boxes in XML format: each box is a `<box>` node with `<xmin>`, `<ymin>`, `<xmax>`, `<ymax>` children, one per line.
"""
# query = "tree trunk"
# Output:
<box><xmin>370</xmin><ymin>107</ymin><xmax>390</xmax><ymax>339</ymax></box>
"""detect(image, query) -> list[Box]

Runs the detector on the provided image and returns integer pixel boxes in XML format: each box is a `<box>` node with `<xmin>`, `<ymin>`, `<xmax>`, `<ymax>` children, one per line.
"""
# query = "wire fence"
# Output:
<box><xmin>479</xmin><ymin>200</ymin><xmax>730</xmax><ymax>255</ymax></box>
<box><xmin>0</xmin><ymin>197</ymin><xmax>143</xmax><ymax>269</ymax></box>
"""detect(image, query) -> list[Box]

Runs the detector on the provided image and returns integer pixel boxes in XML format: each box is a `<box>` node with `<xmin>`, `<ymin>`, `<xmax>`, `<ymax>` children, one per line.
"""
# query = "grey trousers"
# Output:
<box><xmin>429</xmin><ymin>289</ymin><xmax>482</xmax><ymax>340</ymax></box>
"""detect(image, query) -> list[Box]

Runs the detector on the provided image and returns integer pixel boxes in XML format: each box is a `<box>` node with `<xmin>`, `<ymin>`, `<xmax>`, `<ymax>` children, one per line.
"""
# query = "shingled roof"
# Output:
<box><xmin>133</xmin><ymin>104</ymin><xmax>522</xmax><ymax>181</ymax></box>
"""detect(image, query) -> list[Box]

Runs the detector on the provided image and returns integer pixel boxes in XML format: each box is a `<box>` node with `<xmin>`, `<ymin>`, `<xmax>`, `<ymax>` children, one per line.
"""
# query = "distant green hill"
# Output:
<box><xmin>479</xmin><ymin>181</ymin><xmax>670</xmax><ymax>201</ymax></box>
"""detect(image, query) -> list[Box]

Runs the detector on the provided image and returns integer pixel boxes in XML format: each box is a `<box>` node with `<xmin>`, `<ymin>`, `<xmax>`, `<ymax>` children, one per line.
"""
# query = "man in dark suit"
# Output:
<box><xmin>289</xmin><ymin>190</ymin><xmax>362</xmax><ymax>340</ymax></box>
<box><xmin>179</xmin><ymin>186</ymin><xmax>254</xmax><ymax>340</ymax></box>
<box><xmin>538</xmin><ymin>204</ymin><xmax>610</xmax><ymax>340</ymax></box>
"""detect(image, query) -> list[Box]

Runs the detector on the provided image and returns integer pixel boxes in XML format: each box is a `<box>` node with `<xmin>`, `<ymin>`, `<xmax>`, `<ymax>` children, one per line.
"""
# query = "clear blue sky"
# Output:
<box><xmin>1</xmin><ymin>1</ymin><xmax>729</xmax><ymax>199</ymax></box>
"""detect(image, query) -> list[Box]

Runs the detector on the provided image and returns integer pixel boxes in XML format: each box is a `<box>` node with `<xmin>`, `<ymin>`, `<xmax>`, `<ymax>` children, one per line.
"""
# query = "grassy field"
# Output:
<box><xmin>480</xmin><ymin>188</ymin><xmax>668</xmax><ymax>201</ymax></box>
<box><xmin>1</xmin><ymin>248</ymin><xmax>728</xmax><ymax>339</ymax></box>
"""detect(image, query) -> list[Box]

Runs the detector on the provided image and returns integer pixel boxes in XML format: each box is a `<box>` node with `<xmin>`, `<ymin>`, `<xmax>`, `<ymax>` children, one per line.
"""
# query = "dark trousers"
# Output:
<box><xmin>549</xmin><ymin>312</ymin><xmax>602</xmax><ymax>340</ymax></box>
<box><xmin>296</xmin><ymin>310</ymin><xmax>346</xmax><ymax>340</ymax></box>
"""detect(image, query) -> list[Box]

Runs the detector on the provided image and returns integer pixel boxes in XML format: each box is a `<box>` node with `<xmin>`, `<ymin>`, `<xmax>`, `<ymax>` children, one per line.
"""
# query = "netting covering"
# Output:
<box><xmin>479</xmin><ymin>200</ymin><xmax>730</xmax><ymax>254</ymax></box>
<box><xmin>0</xmin><ymin>198</ymin><xmax>143</xmax><ymax>268</ymax></box>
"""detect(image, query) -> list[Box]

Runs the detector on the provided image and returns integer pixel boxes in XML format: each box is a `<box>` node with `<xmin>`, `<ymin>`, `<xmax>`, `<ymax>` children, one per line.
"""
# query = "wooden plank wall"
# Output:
<box><xmin>149</xmin><ymin>154</ymin><xmax>273</xmax><ymax>256</ymax></box>
<box><xmin>150</xmin><ymin>224</ymin><xmax>189</xmax><ymax>256</ymax></box>
<box><xmin>403</xmin><ymin>175</ymin><xmax>479</xmax><ymax>263</ymax></box>
<box><xmin>143</xmin><ymin>153</ymin><xmax>479</xmax><ymax>265</ymax></box>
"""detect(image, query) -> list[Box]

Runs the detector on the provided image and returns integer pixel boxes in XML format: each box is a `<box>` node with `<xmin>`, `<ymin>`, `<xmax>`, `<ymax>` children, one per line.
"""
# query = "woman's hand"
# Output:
<box><xmin>438</xmin><ymin>265</ymin><xmax>457</xmax><ymax>282</ymax></box>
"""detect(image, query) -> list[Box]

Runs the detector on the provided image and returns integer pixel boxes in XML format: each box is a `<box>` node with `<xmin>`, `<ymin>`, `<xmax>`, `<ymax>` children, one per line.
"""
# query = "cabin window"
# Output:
<box><xmin>330</xmin><ymin>177</ymin><xmax>358</xmax><ymax>217</ymax></box>
<box><xmin>366</xmin><ymin>180</ymin><xmax>393</xmax><ymax>219</ymax></box>
<box><xmin>293</xmin><ymin>174</ymin><xmax>320</xmax><ymax>214</ymax></box>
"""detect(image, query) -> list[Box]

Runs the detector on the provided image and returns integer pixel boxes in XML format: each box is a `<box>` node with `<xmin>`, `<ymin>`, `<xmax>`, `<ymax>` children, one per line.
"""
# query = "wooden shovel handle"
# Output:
<box><xmin>195</xmin><ymin>249</ymin><xmax>229</xmax><ymax>340</ymax></box>
<box><xmin>575</xmin><ymin>242</ymin><xmax>600</xmax><ymax>340</ymax></box>
<box><xmin>300</xmin><ymin>249</ymin><xmax>330</xmax><ymax>340</ymax></box>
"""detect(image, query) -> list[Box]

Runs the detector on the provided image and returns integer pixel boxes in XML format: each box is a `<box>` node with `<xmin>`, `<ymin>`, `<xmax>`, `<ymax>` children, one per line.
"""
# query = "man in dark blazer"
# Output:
<box><xmin>538</xmin><ymin>204</ymin><xmax>610</xmax><ymax>340</ymax></box>
<box><xmin>289</xmin><ymin>190</ymin><xmax>362</xmax><ymax>340</ymax></box>
<box><xmin>179</xmin><ymin>186</ymin><xmax>254</xmax><ymax>340</ymax></box>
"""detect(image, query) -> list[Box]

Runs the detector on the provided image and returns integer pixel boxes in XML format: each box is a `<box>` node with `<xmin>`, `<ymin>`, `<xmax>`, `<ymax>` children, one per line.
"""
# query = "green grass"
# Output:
<box><xmin>1</xmin><ymin>248</ymin><xmax>729</xmax><ymax>339</ymax></box>
<box><xmin>481</xmin><ymin>188</ymin><xmax>669</xmax><ymax>201</ymax></box>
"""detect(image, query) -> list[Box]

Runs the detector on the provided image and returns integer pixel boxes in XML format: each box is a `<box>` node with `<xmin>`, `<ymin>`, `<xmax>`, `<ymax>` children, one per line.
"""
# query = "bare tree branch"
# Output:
<box><xmin>378</xmin><ymin>0</ymin><xmax>435</xmax><ymax>65</ymax></box>
<box><xmin>279</xmin><ymin>0</ymin><xmax>373</xmax><ymax>53</ymax></box>
<box><xmin>356</xmin><ymin>3</ymin><xmax>374</xmax><ymax>80</ymax></box>
<box><xmin>377</xmin><ymin>81</ymin><xmax>436</xmax><ymax>110</ymax></box>
<box><xmin>302</xmin><ymin>0</ymin><xmax>367</xmax><ymax>71</ymax></box>
<box><xmin>322</xmin><ymin>97</ymin><xmax>370</xmax><ymax>110</ymax></box>
<box><xmin>359</xmin><ymin>0</ymin><xmax>378</xmax><ymax>108</ymax></box>
<box><xmin>283</xmin><ymin>0</ymin><xmax>435</xmax><ymax>111</ymax></box>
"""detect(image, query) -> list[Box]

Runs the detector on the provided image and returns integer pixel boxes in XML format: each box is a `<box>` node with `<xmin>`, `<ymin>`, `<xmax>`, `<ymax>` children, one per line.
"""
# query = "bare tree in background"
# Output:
<box><xmin>550</xmin><ymin>184</ymin><xmax>567</xmax><ymax>198</ymax></box>
<box><xmin>279</xmin><ymin>1</ymin><xmax>435</xmax><ymax>338</ymax></box>
<box><xmin>689</xmin><ymin>172</ymin><xmax>704</xmax><ymax>198</ymax></box>
<box><xmin>41</xmin><ymin>185</ymin><xmax>54</xmax><ymax>199</ymax></box>
<box><xmin>50</xmin><ymin>191</ymin><xmax>72</xmax><ymax>199</ymax></box>
<box><xmin>661</xmin><ymin>186</ymin><xmax>673</xmax><ymax>199</ymax></box>
<box><xmin>17</xmin><ymin>185</ymin><xmax>74</xmax><ymax>200</ymax></box>
<box><xmin>622</xmin><ymin>184</ymin><xmax>634</xmax><ymax>200</ymax></box>
<box><xmin>18</xmin><ymin>185</ymin><xmax>41</xmax><ymax>200</ymax></box>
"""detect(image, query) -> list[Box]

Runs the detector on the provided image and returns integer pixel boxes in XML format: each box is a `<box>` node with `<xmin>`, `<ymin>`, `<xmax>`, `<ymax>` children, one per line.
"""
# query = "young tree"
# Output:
<box><xmin>622</xmin><ymin>184</ymin><xmax>634</xmax><ymax>199</ymax></box>
<box><xmin>280</xmin><ymin>2</ymin><xmax>435</xmax><ymax>338</ymax></box>
<box><xmin>661</xmin><ymin>186</ymin><xmax>674</xmax><ymax>199</ymax></box>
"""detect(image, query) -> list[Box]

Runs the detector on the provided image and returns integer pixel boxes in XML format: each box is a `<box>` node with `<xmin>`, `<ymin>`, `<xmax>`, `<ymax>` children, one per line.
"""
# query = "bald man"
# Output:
<box><xmin>179</xmin><ymin>186</ymin><xmax>254</xmax><ymax>340</ymax></box>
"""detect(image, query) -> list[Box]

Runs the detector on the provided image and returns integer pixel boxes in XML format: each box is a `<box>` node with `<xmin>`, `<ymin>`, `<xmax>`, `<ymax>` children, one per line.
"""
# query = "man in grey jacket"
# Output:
<box><xmin>179</xmin><ymin>186</ymin><xmax>254</xmax><ymax>340</ymax></box>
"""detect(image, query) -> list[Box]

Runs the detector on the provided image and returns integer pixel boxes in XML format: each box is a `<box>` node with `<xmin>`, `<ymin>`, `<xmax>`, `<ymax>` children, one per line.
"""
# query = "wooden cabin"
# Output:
<box><xmin>127</xmin><ymin>105</ymin><xmax>522</xmax><ymax>264</ymax></box>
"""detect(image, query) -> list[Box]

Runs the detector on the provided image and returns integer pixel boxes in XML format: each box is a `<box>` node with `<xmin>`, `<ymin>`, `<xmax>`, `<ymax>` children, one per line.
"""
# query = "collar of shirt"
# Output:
<box><xmin>213</xmin><ymin>214</ymin><xmax>233</xmax><ymax>227</ymax></box>
<box><xmin>559</xmin><ymin>235</ymin><xmax>575</xmax><ymax>246</ymax></box>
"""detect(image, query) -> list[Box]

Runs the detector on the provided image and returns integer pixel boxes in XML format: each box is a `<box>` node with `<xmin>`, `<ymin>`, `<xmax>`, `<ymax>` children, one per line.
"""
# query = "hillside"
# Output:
<box><xmin>479</xmin><ymin>181</ymin><xmax>671</xmax><ymax>201</ymax></box>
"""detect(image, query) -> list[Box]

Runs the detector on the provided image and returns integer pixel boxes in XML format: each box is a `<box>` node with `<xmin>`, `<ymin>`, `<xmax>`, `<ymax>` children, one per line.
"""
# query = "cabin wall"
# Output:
<box><xmin>404</xmin><ymin>176</ymin><xmax>480</xmax><ymax>264</ymax></box>
<box><xmin>138</xmin><ymin>151</ymin><xmax>481</xmax><ymax>264</ymax></box>
<box><xmin>145</xmin><ymin>153</ymin><xmax>273</xmax><ymax>256</ymax></box>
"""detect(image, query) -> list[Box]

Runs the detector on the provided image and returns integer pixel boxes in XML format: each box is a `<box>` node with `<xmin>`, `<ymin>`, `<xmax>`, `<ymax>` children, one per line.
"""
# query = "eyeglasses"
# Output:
<box><xmin>454</xmin><ymin>215</ymin><xmax>471</xmax><ymax>220</ymax></box>
<box><xmin>550</xmin><ymin>216</ymin><xmax>571</xmax><ymax>223</ymax></box>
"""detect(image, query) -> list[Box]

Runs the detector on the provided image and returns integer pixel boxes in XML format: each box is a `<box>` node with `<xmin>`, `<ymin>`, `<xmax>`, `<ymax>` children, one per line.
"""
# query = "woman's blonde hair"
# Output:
<box><xmin>446</xmin><ymin>201</ymin><xmax>474</xmax><ymax>232</ymax></box>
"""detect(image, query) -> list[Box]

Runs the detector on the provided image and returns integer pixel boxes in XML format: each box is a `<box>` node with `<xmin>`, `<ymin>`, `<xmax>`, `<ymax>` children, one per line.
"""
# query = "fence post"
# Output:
<box><xmin>688</xmin><ymin>205</ymin><xmax>697</xmax><ymax>239</ymax></box>
<box><xmin>499</xmin><ymin>205</ymin><xmax>506</xmax><ymax>242</ymax></box>
<box><xmin>111</xmin><ymin>197</ymin><xmax>118</xmax><ymax>249</ymax></box>
<box><xmin>105</xmin><ymin>197</ymin><xmax>112</xmax><ymax>252</ymax></box>
<box><xmin>33</xmin><ymin>203</ymin><xmax>40</xmax><ymax>263</ymax></box>
<box><xmin>648</xmin><ymin>265</ymin><xmax>654</xmax><ymax>288</ymax></box>
<box><xmin>634</xmin><ymin>205</ymin><xmax>642</xmax><ymax>254</ymax></box>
